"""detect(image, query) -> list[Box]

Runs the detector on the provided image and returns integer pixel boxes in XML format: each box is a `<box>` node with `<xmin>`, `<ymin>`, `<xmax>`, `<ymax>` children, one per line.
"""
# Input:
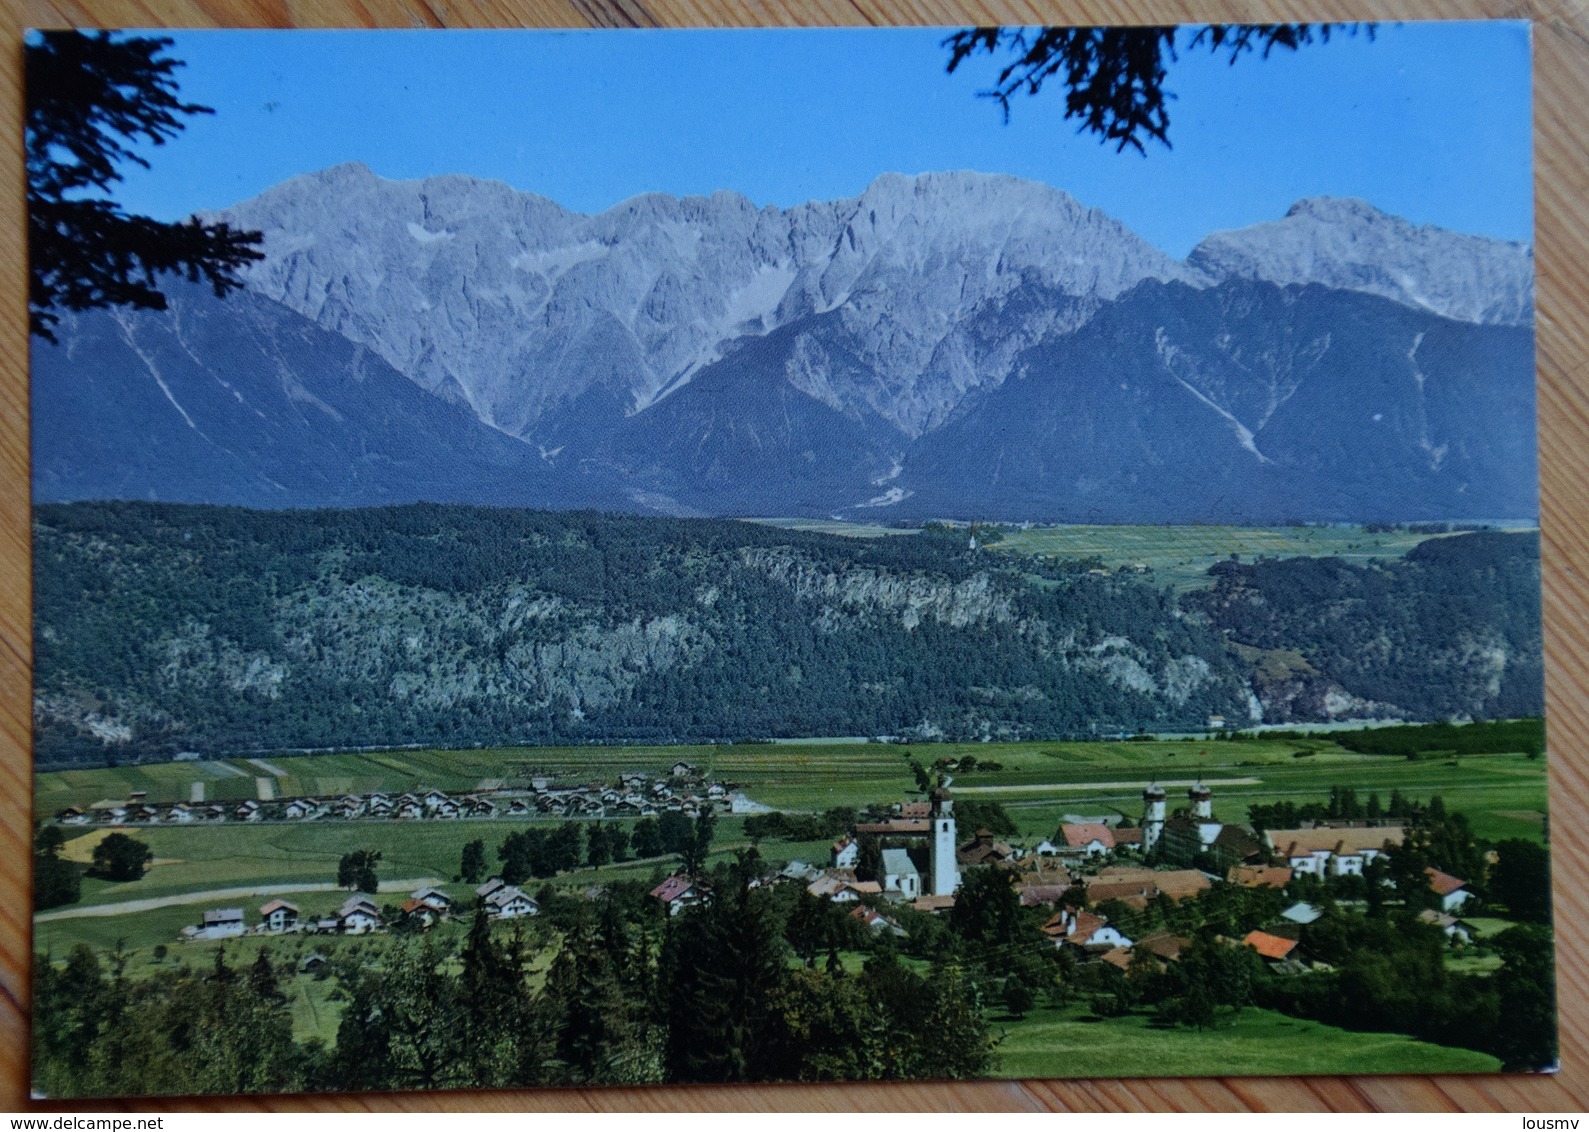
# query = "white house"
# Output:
<box><xmin>485</xmin><ymin>886</ymin><xmax>538</xmax><ymax>919</ymax></box>
<box><xmin>1266</xmin><ymin>826</ymin><xmax>1404</xmax><ymax>877</ymax></box>
<box><xmin>338</xmin><ymin>896</ymin><xmax>381</xmax><ymax>934</ymax></box>
<box><xmin>259</xmin><ymin>899</ymin><xmax>299</xmax><ymax>933</ymax></box>
<box><xmin>411</xmin><ymin>886</ymin><xmax>453</xmax><ymax>914</ymax></box>
<box><xmin>1426</xmin><ymin>868</ymin><xmax>1474</xmax><ymax>912</ymax></box>
<box><xmin>651</xmin><ymin>873</ymin><xmax>707</xmax><ymax>916</ymax></box>
<box><xmin>831</xmin><ymin>836</ymin><xmax>859</xmax><ymax>869</ymax></box>
<box><xmin>194</xmin><ymin>908</ymin><xmax>246</xmax><ymax>940</ymax></box>
<box><xmin>1042</xmin><ymin>908</ymin><xmax>1132</xmax><ymax>951</ymax></box>
<box><xmin>806</xmin><ymin>873</ymin><xmax>882</xmax><ymax>904</ymax></box>
<box><xmin>1059</xmin><ymin>823</ymin><xmax>1116</xmax><ymax>858</ymax></box>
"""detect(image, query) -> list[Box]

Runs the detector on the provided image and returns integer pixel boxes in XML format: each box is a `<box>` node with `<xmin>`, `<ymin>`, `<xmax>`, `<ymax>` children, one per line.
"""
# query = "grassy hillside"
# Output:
<box><xmin>994</xmin><ymin>1004</ymin><xmax>1501</xmax><ymax>1077</ymax></box>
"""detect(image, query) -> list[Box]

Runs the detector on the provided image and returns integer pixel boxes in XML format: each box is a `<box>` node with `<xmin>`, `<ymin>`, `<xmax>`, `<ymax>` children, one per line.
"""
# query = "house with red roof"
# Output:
<box><xmin>1425</xmin><ymin>868</ymin><xmax>1473</xmax><ymax>912</ymax></box>
<box><xmin>1042</xmin><ymin>908</ymin><xmax>1132</xmax><ymax>952</ymax></box>
<box><xmin>1228</xmin><ymin>864</ymin><xmax>1294</xmax><ymax>889</ymax></box>
<box><xmin>400</xmin><ymin>897</ymin><xmax>439</xmax><ymax>928</ymax></box>
<box><xmin>1266</xmin><ymin>825</ymin><xmax>1404</xmax><ymax>878</ymax></box>
<box><xmin>259</xmin><ymin>899</ymin><xmax>299</xmax><ymax>933</ymax></box>
<box><xmin>1059</xmin><ymin>823</ymin><xmax>1116</xmax><ymax>857</ymax></box>
<box><xmin>1243</xmin><ymin>929</ymin><xmax>1299</xmax><ymax>962</ymax></box>
<box><xmin>650</xmin><ymin>873</ymin><xmax>707</xmax><ymax>916</ymax></box>
<box><xmin>850</xmin><ymin>904</ymin><xmax>907</xmax><ymax>937</ymax></box>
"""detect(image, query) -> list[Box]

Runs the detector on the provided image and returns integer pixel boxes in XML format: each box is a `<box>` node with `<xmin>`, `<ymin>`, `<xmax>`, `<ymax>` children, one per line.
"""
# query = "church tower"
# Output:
<box><xmin>1189</xmin><ymin>779</ymin><xmax>1213</xmax><ymax>820</ymax></box>
<box><xmin>929</xmin><ymin>785</ymin><xmax>961</xmax><ymax>896</ymax></box>
<box><xmin>1142</xmin><ymin>782</ymin><xmax>1167</xmax><ymax>854</ymax></box>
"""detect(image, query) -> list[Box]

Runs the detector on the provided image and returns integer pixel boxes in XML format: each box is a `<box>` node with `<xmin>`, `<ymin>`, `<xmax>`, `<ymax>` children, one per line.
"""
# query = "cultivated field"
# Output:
<box><xmin>34</xmin><ymin>730</ymin><xmax>1547</xmax><ymax>949</ymax></box>
<box><xmin>988</xmin><ymin>523</ymin><xmax>1530</xmax><ymax>591</ymax></box>
<box><xmin>33</xmin><ymin>728</ymin><xmax>1547</xmax><ymax>1079</ymax></box>
<box><xmin>38</xmin><ymin>735</ymin><xmax>1548</xmax><ymax>844</ymax></box>
<box><xmin>741</xmin><ymin>519</ymin><xmax>1536</xmax><ymax>591</ymax></box>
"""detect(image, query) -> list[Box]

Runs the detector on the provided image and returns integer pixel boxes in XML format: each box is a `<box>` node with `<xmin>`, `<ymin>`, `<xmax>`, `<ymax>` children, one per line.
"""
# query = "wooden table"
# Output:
<box><xmin>2</xmin><ymin>0</ymin><xmax>1586</xmax><ymax>1111</ymax></box>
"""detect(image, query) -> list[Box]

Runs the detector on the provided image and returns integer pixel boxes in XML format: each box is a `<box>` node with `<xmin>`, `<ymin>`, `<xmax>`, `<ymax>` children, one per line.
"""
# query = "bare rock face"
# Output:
<box><xmin>213</xmin><ymin>164</ymin><xmax>1201</xmax><ymax>442</ymax></box>
<box><xmin>1188</xmin><ymin>197</ymin><xmax>1533</xmax><ymax>326</ymax></box>
<box><xmin>39</xmin><ymin>168</ymin><xmax>1533</xmax><ymax>523</ymax></box>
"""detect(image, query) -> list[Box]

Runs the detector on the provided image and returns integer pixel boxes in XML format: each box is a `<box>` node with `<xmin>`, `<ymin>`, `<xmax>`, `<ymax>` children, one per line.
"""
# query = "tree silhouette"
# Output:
<box><xmin>26</xmin><ymin>30</ymin><xmax>263</xmax><ymax>341</ymax></box>
<box><xmin>944</xmin><ymin>24</ymin><xmax>1369</xmax><ymax>154</ymax></box>
<box><xmin>89</xmin><ymin>831</ymin><xmax>152</xmax><ymax>881</ymax></box>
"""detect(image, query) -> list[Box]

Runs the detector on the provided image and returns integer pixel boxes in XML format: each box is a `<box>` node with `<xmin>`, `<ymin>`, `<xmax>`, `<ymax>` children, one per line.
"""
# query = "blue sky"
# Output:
<box><xmin>106</xmin><ymin>23</ymin><xmax>1532</xmax><ymax>258</ymax></box>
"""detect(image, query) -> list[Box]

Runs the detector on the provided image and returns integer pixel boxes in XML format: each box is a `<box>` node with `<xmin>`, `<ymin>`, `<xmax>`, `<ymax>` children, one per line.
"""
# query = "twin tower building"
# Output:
<box><xmin>1141</xmin><ymin>779</ymin><xmax>1214</xmax><ymax>853</ymax></box>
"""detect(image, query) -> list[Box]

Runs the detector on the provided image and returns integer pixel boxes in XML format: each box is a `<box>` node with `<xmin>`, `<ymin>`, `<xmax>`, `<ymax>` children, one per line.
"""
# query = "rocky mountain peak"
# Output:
<box><xmin>1190</xmin><ymin>198</ymin><xmax>1533</xmax><ymax>325</ymax></box>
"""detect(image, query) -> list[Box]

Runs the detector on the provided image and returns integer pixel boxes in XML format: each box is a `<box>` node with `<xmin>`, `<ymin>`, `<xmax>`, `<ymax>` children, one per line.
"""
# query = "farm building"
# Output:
<box><xmin>185</xmin><ymin>908</ymin><xmax>246</xmax><ymax>941</ymax></box>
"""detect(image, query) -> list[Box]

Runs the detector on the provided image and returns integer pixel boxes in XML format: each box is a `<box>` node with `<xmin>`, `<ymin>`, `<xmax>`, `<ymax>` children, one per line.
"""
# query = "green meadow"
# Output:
<box><xmin>33</xmin><ymin>730</ymin><xmax>1546</xmax><ymax>957</ymax></box>
<box><xmin>743</xmin><ymin>518</ymin><xmax>1513</xmax><ymax>592</ymax></box>
<box><xmin>37</xmin><ymin>735</ymin><xmax>1547</xmax><ymax>910</ymax></box>
<box><xmin>986</xmin><ymin>522</ymin><xmax>1507</xmax><ymax>591</ymax></box>
<box><xmin>993</xmin><ymin>1004</ymin><xmax>1502</xmax><ymax>1077</ymax></box>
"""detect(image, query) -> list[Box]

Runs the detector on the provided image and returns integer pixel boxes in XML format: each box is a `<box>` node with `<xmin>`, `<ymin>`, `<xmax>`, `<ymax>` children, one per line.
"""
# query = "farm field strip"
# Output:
<box><xmin>955</xmin><ymin>776</ymin><xmax>1263</xmax><ymax>794</ymax></box>
<box><xmin>986</xmin><ymin>523</ymin><xmax>1497</xmax><ymax>591</ymax></box>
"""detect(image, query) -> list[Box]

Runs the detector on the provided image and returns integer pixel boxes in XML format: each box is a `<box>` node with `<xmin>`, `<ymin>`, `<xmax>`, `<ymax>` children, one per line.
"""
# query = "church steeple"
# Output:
<box><xmin>929</xmin><ymin>782</ymin><xmax>960</xmax><ymax>896</ymax></box>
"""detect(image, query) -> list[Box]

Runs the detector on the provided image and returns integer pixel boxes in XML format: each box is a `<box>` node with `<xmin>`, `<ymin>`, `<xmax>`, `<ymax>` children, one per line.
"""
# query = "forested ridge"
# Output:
<box><xmin>1185</xmin><ymin>531</ymin><xmax>1542</xmax><ymax>722</ymax></box>
<box><xmin>33</xmin><ymin>503</ymin><xmax>1540</xmax><ymax>767</ymax></box>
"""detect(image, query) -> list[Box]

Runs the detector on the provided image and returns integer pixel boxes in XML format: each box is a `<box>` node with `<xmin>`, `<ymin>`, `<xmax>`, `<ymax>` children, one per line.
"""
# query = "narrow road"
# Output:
<box><xmin>34</xmin><ymin>877</ymin><xmax>443</xmax><ymax>922</ymax></box>
<box><xmin>952</xmin><ymin>776</ymin><xmax>1262</xmax><ymax>794</ymax></box>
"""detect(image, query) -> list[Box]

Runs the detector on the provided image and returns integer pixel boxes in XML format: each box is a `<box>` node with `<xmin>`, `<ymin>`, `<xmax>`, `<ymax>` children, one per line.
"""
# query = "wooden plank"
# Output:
<box><xmin>4</xmin><ymin>0</ymin><xmax>1587</xmax><ymax>1111</ymax></box>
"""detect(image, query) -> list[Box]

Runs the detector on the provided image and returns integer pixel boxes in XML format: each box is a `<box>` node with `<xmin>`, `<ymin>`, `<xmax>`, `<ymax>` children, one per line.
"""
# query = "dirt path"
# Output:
<box><xmin>953</xmin><ymin>776</ymin><xmax>1262</xmax><ymax>795</ymax></box>
<box><xmin>256</xmin><ymin>776</ymin><xmax>276</xmax><ymax>801</ymax></box>
<box><xmin>247</xmin><ymin>757</ymin><xmax>290</xmax><ymax>778</ymax></box>
<box><xmin>34</xmin><ymin>877</ymin><xmax>442</xmax><ymax>922</ymax></box>
<box><xmin>190</xmin><ymin>781</ymin><xmax>205</xmax><ymax>803</ymax></box>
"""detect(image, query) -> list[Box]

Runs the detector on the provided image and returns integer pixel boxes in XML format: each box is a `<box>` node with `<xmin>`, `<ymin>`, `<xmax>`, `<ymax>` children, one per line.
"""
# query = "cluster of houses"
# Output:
<box><xmin>179</xmin><ymin>879</ymin><xmax>541</xmax><ymax>942</ymax></box>
<box><xmin>57</xmin><ymin>761</ymin><xmax>740</xmax><ymax>827</ymax></box>
<box><xmin>665</xmin><ymin>780</ymin><xmax>1479</xmax><ymax>975</ymax></box>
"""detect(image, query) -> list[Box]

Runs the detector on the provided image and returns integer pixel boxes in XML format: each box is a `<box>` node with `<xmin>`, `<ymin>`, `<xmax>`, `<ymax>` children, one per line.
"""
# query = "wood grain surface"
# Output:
<box><xmin>2</xmin><ymin>0</ymin><xmax>1586</xmax><ymax>1112</ymax></box>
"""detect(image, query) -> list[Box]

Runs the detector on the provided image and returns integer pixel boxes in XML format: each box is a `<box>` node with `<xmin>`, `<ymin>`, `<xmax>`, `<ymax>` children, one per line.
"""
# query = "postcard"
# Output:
<box><xmin>26</xmin><ymin>22</ymin><xmax>1549</xmax><ymax>1097</ymax></box>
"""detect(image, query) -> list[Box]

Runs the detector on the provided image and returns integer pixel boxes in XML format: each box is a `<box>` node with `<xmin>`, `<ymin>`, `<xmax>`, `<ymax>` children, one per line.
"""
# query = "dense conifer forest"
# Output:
<box><xmin>32</xmin><ymin>503</ymin><xmax>1541</xmax><ymax>767</ymax></box>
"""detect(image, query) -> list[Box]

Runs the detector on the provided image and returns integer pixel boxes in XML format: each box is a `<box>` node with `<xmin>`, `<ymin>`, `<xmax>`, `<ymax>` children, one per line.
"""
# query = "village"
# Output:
<box><xmin>54</xmin><ymin>759</ymin><xmax>745</xmax><ymax>828</ymax></box>
<box><xmin>169</xmin><ymin>777</ymin><xmax>1480</xmax><ymax>985</ymax></box>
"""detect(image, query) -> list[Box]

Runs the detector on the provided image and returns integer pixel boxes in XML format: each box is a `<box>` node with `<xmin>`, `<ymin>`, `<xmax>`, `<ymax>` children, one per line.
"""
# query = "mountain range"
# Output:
<box><xmin>31</xmin><ymin>164</ymin><xmax>1537</xmax><ymax>522</ymax></box>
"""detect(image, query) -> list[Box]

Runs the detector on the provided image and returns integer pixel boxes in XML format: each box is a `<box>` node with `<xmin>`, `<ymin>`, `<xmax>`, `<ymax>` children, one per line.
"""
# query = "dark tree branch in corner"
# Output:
<box><xmin>944</xmin><ymin>24</ymin><xmax>1372</xmax><ymax>155</ymax></box>
<box><xmin>26</xmin><ymin>30</ymin><xmax>263</xmax><ymax>341</ymax></box>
